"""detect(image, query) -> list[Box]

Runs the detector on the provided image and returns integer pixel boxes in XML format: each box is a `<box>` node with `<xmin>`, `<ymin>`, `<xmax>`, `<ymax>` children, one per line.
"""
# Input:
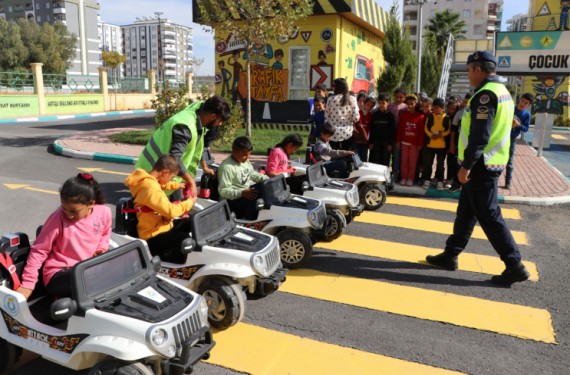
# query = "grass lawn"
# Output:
<box><xmin>110</xmin><ymin>127</ymin><xmax>310</xmax><ymax>157</ymax></box>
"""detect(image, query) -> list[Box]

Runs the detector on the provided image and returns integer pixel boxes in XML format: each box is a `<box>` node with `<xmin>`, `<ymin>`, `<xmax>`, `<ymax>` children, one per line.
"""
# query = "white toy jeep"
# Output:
<box><xmin>112</xmin><ymin>199</ymin><xmax>287</xmax><ymax>330</ymax></box>
<box><xmin>0</xmin><ymin>233</ymin><xmax>213</xmax><ymax>375</ymax></box>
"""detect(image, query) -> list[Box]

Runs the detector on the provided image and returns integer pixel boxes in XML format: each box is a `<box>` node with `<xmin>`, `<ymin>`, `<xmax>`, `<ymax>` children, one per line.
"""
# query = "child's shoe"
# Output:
<box><xmin>436</xmin><ymin>181</ymin><xmax>444</xmax><ymax>191</ymax></box>
<box><xmin>422</xmin><ymin>180</ymin><xmax>431</xmax><ymax>190</ymax></box>
<box><xmin>406</xmin><ymin>179</ymin><xmax>414</xmax><ymax>186</ymax></box>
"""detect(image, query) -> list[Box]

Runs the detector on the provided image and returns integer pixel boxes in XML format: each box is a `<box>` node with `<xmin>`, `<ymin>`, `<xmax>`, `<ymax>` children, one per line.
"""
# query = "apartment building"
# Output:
<box><xmin>0</xmin><ymin>0</ymin><xmax>101</xmax><ymax>76</ymax></box>
<box><xmin>98</xmin><ymin>18</ymin><xmax>123</xmax><ymax>79</ymax></box>
<box><xmin>403</xmin><ymin>0</ymin><xmax>504</xmax><ymax>53</ymax></box>
<box><xmin>121</xmin><ymin>16</ymin><xmax>193</xmax><ymax>81</ymax></box>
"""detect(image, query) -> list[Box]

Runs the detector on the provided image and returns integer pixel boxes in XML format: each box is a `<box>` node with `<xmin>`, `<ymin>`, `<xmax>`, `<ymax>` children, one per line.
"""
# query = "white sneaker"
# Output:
<box><xmin>436</xmin><ymin>182</ymin><xmax>444</xmax><ymax>191</ymax></box>
<box><xmin>422</xmin><ymin>180</ymin><xmax>431</xmax><ymax>190</ymax></box>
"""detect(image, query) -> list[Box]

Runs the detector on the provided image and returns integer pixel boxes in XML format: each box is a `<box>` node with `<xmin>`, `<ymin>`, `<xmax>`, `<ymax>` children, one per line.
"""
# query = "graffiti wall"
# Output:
<box><xmin>213</xmin><ymin>15</ymin><xmax>384</xmax><ymax>122</ymax></box>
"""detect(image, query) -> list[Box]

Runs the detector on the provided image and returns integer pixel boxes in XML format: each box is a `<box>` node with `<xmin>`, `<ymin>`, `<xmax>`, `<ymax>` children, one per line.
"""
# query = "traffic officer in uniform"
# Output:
<box><xmin>135</xmin><ymin>95</ymin><xmax>231</xmax><ymax>199</ymax></box>
<box><xmin>426</xmin><ymin>51</ymin><xmax>530</xmax><ymax>286</ymax></box>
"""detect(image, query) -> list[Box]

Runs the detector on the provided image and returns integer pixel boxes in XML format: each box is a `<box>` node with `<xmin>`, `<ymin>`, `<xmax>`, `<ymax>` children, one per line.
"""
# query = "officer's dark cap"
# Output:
<box><xmin>466</xmin><ymin>51</ymin><xmax>497</xmax><ymax>66</ymax></box>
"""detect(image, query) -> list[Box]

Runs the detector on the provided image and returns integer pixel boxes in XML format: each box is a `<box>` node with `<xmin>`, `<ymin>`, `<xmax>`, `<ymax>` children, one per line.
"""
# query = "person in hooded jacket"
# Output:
<box><xmin>125</xmin><ymin>155</ymin><xmax>197</xmax><ymax>262</ymax></box>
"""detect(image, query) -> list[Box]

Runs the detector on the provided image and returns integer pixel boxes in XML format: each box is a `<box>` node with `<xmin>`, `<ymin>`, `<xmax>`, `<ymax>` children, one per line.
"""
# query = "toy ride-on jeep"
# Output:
<box><xmin>112</xmin><ymin>199</ymin><xmax>287</xmax><ymax>330</ymax></box>
<box><xmin>0</xmin><ymin>232</ymin><xmax>213</xmax><ymax>375</ymax></box>
<box><xmin>196</xmin><ymin>174</ymin><xmax>327</xmax><ymax>269</ymax></box>
<box><xmin>287</xmin><ymin>162</ymin><xmax>363</xmax><ymax>241</ymax></box>
<box><xmin>293</xmin><ymin>148</ymin><xmax>391</xmax><ymax>211</ymax></box>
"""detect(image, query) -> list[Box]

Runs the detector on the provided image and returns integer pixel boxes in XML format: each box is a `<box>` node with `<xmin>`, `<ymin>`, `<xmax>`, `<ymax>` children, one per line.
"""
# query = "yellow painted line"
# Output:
<box><xmin>551</xmin><ymin>134</ymin><xmax>567</xmax><ymax>140</ymax></box>
<box><xmin>3</xmin><ymin>184</ymin><xmax>58</xmax><ymax>195</ymax></box>
<box><xmin>319</xmin><ymin>235</ymin><xmax>539</xmax><ymax>281</ymax></box>
<box><xmin>356</xmin><ymin>212</ymin><xmax>528</xmax><ymax>245</ymax></box>
<box><xmin>386</xmin><ymin>196</ymin><xmax>521</xmax><ymax>220</ymax></box>
<box><xmin>281</xmin><ymin>269</ymin><xmax>556</xmax><ymax>343</ymax></box>
<box><xmin>78</xmin><ymin>167</ymin><xmax>129</xmax><ymax>176</ymax></box>
<box><xmin>208</xmin><ymin>323</ymin><xmax>464</xmax><ymax>375</ymax></box>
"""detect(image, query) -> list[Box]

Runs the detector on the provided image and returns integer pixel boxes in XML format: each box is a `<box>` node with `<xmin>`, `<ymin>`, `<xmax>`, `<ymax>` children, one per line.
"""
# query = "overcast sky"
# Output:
<box><xmin>98</xmin><ymin>0</ymin><xmax>520</xmax><ymax>76</ymax></box>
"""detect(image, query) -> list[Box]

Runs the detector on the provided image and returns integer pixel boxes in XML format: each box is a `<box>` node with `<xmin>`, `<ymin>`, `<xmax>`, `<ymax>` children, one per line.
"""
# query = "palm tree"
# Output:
<box><xmin>425</xmin><ymin>9</ymin><xmax>466</xmax><ymax>59</ymax></box>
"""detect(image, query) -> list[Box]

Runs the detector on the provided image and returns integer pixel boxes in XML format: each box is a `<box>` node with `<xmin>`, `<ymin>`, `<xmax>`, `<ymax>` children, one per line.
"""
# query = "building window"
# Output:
<box><xmin>289</xmin><ymin>47</ymin><xmax>309</xmax><ymax>100</ymax></box>
<box><xmin>463</xmin><ymin>10</ymin><xmax>471</xmax><ymax>18</ymax></box>
<box><xmin>473</xmin><ymin>24</ymin><xmax>483</xmax><ymax>35</ymax></box>
<box><xmin>36</xmin><ymin>15</ymin><xmax>41</xmax><ymax>22</ymax></box>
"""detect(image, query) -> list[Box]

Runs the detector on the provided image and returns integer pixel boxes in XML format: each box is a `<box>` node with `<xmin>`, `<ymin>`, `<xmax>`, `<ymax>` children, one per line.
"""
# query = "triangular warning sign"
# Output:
<box><xmin>537</xmin><ymin>2</ymin><xmax>551</xmax><ymax>16</ymax></box>
<box><xmin>498</xmin><ymin>36</ymin><xmax>512</xmax><ymax>48</ymax></box>
<box><xmin>498</xmin><ymin>57</ymin><xmax>510</xmax><ymax>68</ymax></box>
<box><xmin>325</xmin><ymin>43</ymin><xmax>336</xmax><ymax>54</ymax></box>
<box><xmin>301</xmin><ymin>31</ymin><xmax>312</xmax><ymax>43</ymax></box>
<box><xmin>546</xmin><ymin>16</ymin><xmax>557</xmax><ymax>30</ymax></box>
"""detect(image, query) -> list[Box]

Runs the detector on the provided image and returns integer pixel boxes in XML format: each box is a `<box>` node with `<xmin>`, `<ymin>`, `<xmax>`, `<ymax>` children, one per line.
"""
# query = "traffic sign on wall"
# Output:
<box><xmin>495</xmin><ymin>31</ymin><xmax>570</xmax><ymax>75</ymax></box>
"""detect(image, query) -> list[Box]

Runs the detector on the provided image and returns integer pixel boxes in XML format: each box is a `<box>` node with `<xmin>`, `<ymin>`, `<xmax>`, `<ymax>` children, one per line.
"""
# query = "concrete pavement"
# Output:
<box><xmin>53</xmin><ymin>128</ymin><xmax>570</xmax><ymax>206</ymax></box>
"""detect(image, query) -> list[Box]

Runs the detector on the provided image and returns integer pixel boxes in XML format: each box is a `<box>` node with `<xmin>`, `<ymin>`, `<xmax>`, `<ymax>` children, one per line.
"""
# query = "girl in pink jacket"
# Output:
<box><xmin>17</xmin><ymin>173</ymin><xmax>112</xmax><ymax>299</ymax></box>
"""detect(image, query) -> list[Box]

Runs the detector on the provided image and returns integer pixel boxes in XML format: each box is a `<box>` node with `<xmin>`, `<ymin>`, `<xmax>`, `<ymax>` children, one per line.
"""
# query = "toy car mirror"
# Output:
<box><xmin>180</xmin><ymin>238</ymin><xmax>195</xmax><ymax>255</ymax></box>
<box><xmin>51</xmin><ymin>298</ymin><xmax>77</xmax><ymax>321</ymax></box>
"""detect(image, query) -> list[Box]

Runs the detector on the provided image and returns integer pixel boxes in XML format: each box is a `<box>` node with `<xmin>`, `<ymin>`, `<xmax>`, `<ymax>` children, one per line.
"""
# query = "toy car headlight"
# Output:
<box><xmin>151</xmin><ymin>328</ymin><xmax>168</xmax><ymax>346</ymax></box>
<box><xmin>384</xmin><ymin>170</ymin><xmax>391</xmax><ymax>183</ymax></box>
<box><xmin>345</xmin><ymin>190</ymin><xmax>359</xmax><ymax>207</ymax></box>
<box><xmin>252</xmin><ymin>254</ymin><xmax>268</xmax><ymax>276</ymax></box>
<box><xmin>199</xmin><ymin>296</ymin><xmax>209</xmax><ymax>318</ymax></box>
<box><xmin>308</xmin><ymin>210</ymin><xmax>319</xmax><ymax>228</ymax></box>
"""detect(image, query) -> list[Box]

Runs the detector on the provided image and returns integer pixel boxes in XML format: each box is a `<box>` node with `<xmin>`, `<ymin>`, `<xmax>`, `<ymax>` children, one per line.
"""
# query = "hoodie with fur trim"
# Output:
<box><xmin>124</xmin><ymin>168</ymin><xmax>193</xmax><ymax>240</ymax></box>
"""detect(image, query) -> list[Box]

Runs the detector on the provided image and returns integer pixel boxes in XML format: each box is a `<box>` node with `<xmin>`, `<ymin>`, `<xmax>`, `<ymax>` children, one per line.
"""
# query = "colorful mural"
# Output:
<box><xmin>524</xmin><ymin>0</ymin><xmax>570</xmax><ymax>117</ymax></box>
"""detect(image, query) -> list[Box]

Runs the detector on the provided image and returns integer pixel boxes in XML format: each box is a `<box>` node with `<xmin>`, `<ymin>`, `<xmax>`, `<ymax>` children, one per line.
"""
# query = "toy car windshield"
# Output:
<box><xmin>191</xmin><ymin>200</ymin><xmax>235</xmax><ymax>248</ymax></box>
<box><xmin>306</xmin><ymin>163</ymin><xmax>328</xmax><ymax>187</ymax></box>
<box><xmin>259</xmin><ymin>175</ymin><xmax>290</xmax><ymax>205</ymax></box>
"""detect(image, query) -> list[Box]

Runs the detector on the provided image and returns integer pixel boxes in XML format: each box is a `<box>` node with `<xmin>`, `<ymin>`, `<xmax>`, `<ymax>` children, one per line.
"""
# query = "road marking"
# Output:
<box><xmin>3</xmin><ymin>184</ymin><xmax>58</xmax><ymax>195</ymax></box>
<box><xmin>356</xmin><ymin>212</ymin><xmax>528</xmax><ymax>245</ymax></box>
<box><xmin>78</xmin><ymin>167</ymin><xmax>129</xmax><ymax>176</ymax></box>
<box><xmin>551</xmin><ymin>134</ymin><xmax>567</xmax><ymax>140</ymax></box>
<box><xmin>318</xmin><ymin>235</ymin><xmax>539</xmax><ymax>281</ymax></box>
<box><xmin>386</xmin><ymin>196</ymin><xmax>521</xmax><ymax>220</ymax></box>
<box><xmin>208</xmin><ymin>323</ymin><xmax>465</xmax><ymax>374</ymax></box>
<box><xmin>281</xmin><ymin>269</ymin><xmax>556</xmax><ymax>343</ymax></box>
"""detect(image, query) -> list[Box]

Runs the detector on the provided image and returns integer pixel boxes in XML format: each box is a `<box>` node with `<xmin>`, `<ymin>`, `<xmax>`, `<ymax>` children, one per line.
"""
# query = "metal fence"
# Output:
<box><xmin>0</xmin><ymin>71</ymin><xmax>35</xmax><ymax>93</ymax></box>
<box><xmin>107</xmin><ymin>77</ymin><xmax>150</xmax><ymax>94</ymax></box>
<box><xmin>43</xmin><ymin>74</ymin><xmax>101</xmax><ymax>94</ymax></box>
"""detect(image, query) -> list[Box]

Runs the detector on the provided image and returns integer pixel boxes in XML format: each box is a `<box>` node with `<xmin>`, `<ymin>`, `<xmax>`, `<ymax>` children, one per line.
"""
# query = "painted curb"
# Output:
<box><xmin>53</xmin><ymin>140</ymin><xmax>138</xmax><ymax>165</ymax></box>
<box><xmin>0</xmin><ymin>109</ymin><xmax>155</xmax><ymax>124</ymax></box>
<box><xmin>252</xmin><ymin>123</ymin><xmax>310</xmax><ymax>131</ymax></box>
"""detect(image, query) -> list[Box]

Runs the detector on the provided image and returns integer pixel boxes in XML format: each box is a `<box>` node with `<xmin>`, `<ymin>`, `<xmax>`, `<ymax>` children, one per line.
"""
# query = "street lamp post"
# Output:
<box><xmin>154</xmin><ymin>11</ymin><xmax>164</xmax><ymax>91</ymax></box>
<box><xmin>415</xmin><ymin>0</ymin><xmax>430</xmax><ymax>93</ymax></box>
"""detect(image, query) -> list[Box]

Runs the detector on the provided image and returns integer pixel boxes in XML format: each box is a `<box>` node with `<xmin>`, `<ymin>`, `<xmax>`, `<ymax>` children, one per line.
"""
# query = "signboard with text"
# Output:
<box><xmin>495</xmin><ymin>31</ymin><xmax>570</xmax><ymax>75</ymax></box>
<box><xmin>45</xmin><ymin>94</ymin><xmax>105</xmax><ymax>115</ymax></box>
<box><xmin>0</xmin><ymin>96</ymin><xmax>40</xmax><ymax>118</ymax></box>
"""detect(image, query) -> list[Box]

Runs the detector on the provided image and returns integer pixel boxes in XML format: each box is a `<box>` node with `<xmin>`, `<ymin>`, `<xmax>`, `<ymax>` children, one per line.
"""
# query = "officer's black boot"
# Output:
<box><xmin>491</xmin><ymin>262</ymin><xmax>530</xmax><ymax>286</ymax></box>
<box><xmin>426</xmin><ymin>252</ymin><xmax>458</xmax><ymax>271</ymax></box>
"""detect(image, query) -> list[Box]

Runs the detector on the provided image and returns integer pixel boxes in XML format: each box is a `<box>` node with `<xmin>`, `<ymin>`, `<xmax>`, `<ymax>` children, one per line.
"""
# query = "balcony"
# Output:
<box><xmin>53</xmin><ymin>6</ymin><xmax>66</xmax><ymax>14</ymax></box>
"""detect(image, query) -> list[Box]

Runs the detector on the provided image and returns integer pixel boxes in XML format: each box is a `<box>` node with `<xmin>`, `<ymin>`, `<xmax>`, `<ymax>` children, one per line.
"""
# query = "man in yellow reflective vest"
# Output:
<box><xmin>135</xmin><ymin>95</ymin><xmax>231</xmax><ymax>199</ymax></box>
<box><xmin>426</xmin><ymin>51</ymin><xmax>530</xmax><ymax>286</ymax></box>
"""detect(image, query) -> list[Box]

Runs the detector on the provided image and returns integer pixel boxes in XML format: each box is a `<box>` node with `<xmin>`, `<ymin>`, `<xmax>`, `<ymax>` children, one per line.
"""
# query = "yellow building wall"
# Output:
<box><xmin>213</xmin><ymin>14</ymin><xmax>385</xmax><ymax>102</ymax></box>
<box><xmin>524</xmin><ymin>0</ymin><xmax>570</xmax><ymax>117</ymax></box>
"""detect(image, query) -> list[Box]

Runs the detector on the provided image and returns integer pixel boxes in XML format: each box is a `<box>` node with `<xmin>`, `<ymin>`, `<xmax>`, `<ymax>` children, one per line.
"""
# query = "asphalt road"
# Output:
<box><xmin>0</xmin><ymin>116</ymin><xmax>569</xmax><ymax>375</ymax></box>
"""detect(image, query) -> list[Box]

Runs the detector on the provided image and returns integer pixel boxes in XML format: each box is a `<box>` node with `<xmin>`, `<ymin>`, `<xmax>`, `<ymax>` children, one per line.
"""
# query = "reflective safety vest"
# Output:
<box><xmin>459</xmin><ymin>81</ymin><xmax>514</xmax><ymax>171</ymax></box>
<box><xmin>135</xmin><ymin>101</ymin><xmax>205</xmax><ymax>178</ymax></box>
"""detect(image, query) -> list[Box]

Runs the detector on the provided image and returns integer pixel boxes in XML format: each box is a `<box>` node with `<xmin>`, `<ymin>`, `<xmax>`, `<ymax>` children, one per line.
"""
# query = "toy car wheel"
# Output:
<box><xmin>323</xmin><ymin>209</ymin><xmax>347</xmax><ymax>242</ymax></box>
<box><xmin>359</xmin><ymin>183</ymin><xmax>386</xmax><ymax>210</ymax></box>
<box><xmin>198</xmin><ymin>277</ymin><xmax>245</xmax><ymax>330</ymax></box>
<box><xmin>277</xmin><ymin>229</ymin><xmax>313</xmax><ymax>269</ymax></box>
<box><xmin>0</xmin><ymin>338</ymin><xmax>21</xmax><ymax>373</ymax></box>
<box><xmin>88</xmin><ymin>359</ymin><xmax>154</xmax><ymax>375</ymax></box>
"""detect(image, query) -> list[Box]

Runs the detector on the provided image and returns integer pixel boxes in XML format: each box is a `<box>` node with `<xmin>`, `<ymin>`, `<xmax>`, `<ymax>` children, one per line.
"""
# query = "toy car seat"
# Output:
<box><xmin>113</xmin><ymin>198</ymin><xmax>139</xmax><ymax>237</ymax></box>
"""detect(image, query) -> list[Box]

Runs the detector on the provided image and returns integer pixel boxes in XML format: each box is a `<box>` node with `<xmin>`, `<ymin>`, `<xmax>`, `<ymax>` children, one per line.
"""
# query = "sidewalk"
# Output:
<box><xmin>53</xmin><ymin>128</ymin><xmax>570</xmax><ymax>206</ymax></box>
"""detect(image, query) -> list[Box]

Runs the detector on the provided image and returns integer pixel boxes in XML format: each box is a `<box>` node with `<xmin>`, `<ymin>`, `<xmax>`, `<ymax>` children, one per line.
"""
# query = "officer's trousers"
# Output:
<box><xmin>444</xmin><ymin>160</ymin><xmax>522</xmax><ymax>266</ymax></box>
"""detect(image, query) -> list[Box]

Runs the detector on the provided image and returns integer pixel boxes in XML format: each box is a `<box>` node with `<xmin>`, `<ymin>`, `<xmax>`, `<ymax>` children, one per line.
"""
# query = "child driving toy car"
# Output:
<box><xmin>218</xmin><ymin>136</ymin><xmax>269</xmax><ymax>220</ymax></box>
<box><xmin>313</xmin><ymin>122</ymin><xmax>355</xmax><ymax>178</ymax></box>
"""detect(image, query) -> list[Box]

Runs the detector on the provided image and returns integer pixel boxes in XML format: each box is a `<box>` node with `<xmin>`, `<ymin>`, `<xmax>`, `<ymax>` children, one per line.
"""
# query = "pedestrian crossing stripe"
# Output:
<box><xmin>207</xmin><ymin>323</ymin><xmax>465</xmax><ymax>374</ymax></box>
<box><xmin>498</xmin><ymin>56</ymin><xmax>511</xmax><ymax>68</ymax></box>
<box><xmin>385</xmin><ymin>196</ymin><xmax>521</xmax><ymax>219</ymax></box>
<box><xmin>281</xmin><ymin>269</ymin><xmax>556</xmax><ymax>343</ymax></box>
<box><xmin>356</xmin><ymin>212</ymin><xmax>528</xmax><ymax>245</ymax></box>
<box><xmin>551</xmin><ymin>134</ymin><xmax>567</xmax><ymax>140</ymax></box>
<box><xmin>318</xmin><ymin>235</ymin><xmax>539</xmax><ymax>281</ymax></box>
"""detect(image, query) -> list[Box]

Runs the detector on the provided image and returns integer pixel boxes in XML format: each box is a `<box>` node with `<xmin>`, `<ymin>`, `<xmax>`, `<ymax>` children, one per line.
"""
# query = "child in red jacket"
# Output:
<box><xmin>396</xmin><ymin>95</ymin><xmax>425</xmax><ymax>186</ymax></box>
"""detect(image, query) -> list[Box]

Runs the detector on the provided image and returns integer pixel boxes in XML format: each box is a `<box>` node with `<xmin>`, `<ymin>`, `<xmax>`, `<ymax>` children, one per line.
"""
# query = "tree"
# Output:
<box><xmin>17</xmin><ymin>19</ymin><xmax>76</xmax><ymax>74</ymax></box>
<box><xmin>425</xmin><ymin>9</ymin><xmax>466</xmax><ymax>61</ymax></box>
<box><xmin>102</xmin><ymin>51</ymin><xmax>126</xmax><ymax>110</ymax></box>
<box><xmin>0</xmin><ymin>19</ymin><xmax>28</xmax><ymax>72</ymax></box>
<box><xmin>420</xmin><ymin>34</ymin><xmax>439</xmax><ymax>97</ymax></box>
<box><xmin>195</xmin><ymin>0</ymin><xmax>314</xmax><ymax>136</ymax></box>
<box><xmin>377</xmin><ymin>1</ymin><xmax>416</xmax><ymax>96</ymax></box>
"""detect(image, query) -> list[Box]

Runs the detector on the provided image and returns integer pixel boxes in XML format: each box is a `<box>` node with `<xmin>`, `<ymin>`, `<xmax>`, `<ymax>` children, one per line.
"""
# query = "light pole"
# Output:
<box><xmin>154</xmin><ymin>11</ymin><xmax>164</xmax><ymax>91</ymax></box>
<box><xmin>415</xmin><ymin>0</ymin><xmax>430</xmax><ymax>93</ymax></box>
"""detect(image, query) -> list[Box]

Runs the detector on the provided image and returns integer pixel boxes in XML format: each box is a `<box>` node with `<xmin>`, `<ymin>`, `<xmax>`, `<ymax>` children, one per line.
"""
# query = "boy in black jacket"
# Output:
<box><xmin>369</xmin><ymin>93</ymin><xmax>396</xmax><ymax>167</ymax></box>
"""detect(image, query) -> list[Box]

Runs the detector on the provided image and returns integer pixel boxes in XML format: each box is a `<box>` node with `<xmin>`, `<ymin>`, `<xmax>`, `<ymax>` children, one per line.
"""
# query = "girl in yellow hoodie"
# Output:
<box><xmin>124</xmin><ymin>155</ymin><xmax>196</xmax><ymax>261</ymax></box>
